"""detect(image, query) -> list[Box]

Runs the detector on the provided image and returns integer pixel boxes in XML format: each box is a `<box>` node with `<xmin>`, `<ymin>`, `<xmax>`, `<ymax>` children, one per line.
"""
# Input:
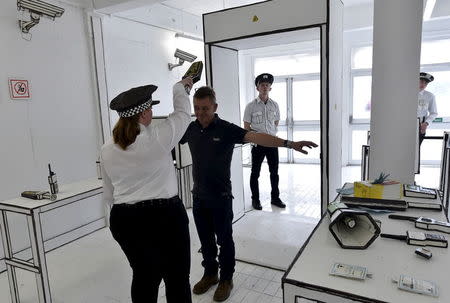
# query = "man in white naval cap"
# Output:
<box><xmin>243</xmin><ymin>73</ymin><xmax>285</xmax><ymax>210</ymax></box>
<box><xmin>418</xmin><ymin>72</ymin><xmax>438</xmax><ymax>146</ymax></box>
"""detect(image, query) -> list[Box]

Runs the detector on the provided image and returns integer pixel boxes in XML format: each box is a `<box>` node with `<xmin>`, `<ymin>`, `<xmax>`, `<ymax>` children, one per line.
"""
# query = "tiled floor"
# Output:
<box><xmin>0</xmin><ymin>211</ymin><xmax>285</xmax><ymax>303</ymax></box>
<box><xmin>242</xmin><ymin>163</ymin><xmax>321</xmax><ymax>218</ymax></box>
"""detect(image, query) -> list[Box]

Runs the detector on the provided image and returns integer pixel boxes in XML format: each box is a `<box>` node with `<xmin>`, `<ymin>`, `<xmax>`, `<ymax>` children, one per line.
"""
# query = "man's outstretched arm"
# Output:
<box><xmin>244</xmin><ymin>132</ymin><xmax>318</xmax><ymax>154</ymax></box>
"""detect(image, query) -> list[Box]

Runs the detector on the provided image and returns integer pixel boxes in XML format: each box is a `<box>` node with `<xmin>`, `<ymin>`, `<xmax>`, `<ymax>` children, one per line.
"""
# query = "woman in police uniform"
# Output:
<box><xmin>100</xmin><ymin>78</ymin><xmax>193</xmax><ymax>303</ymax></box>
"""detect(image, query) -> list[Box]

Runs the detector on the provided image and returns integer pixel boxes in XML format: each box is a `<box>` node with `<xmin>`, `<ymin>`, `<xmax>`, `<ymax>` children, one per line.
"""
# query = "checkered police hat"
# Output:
<box><xmin>255</xmin><ymin>73</ymin><xmax>274</xmax><ymax>86</ymax></box>
<box><xmin>420</xmin><ymin>72</ymin><xmax>434</xmax><ymax>83</ymax></box>
<box><xmin>110</xmin><ymin>85</ymin><xmax>160</xmax><ymax>118</ymax></box>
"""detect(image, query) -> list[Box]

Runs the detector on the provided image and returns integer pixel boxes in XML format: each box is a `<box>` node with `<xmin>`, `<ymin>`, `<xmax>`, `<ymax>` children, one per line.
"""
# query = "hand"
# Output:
<box><xmin>291</xmin><ymin>141</ymin><xmax>318</xmax><ymax>154</ymax></box>
<box><xmin>180</xmin><ymin>77</ymin><xmax>193</xmax><ymax>90</ymax></box>
<box><xmin>419</xmin><ymin>122</ymin><xmax>428</xmax><ymax>134</ymax></box>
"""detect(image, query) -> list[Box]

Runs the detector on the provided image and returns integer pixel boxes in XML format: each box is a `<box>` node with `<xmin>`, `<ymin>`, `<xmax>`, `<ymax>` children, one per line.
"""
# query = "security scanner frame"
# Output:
<box><xmin>202</xmin><ymin>0</ymin><xmax>344</xmax><ymax>216</ymax></box>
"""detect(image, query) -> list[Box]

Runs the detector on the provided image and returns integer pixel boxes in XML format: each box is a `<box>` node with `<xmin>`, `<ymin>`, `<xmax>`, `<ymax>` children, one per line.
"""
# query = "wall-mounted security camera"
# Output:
<box><xmin>17</xmin><ymin>0</ymin><xmax>65</xmax><ymax>34</ymax></box>
<box><xmin>168</xmin><ymin>49</ymin><xmax>197</xmax><ymax>71</ymax></box>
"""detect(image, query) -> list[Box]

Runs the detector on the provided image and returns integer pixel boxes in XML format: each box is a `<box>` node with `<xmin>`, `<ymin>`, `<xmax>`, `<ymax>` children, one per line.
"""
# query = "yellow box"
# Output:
<box><xmin>354</xmin><ymin>181</ymin><xmax>384</xmax><ymax>199</ymax></box>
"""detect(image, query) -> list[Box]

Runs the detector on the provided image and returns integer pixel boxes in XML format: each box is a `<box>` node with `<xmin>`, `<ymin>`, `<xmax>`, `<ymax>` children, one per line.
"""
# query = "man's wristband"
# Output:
<box><xmin>283</xmin><ymin>140</ymin><xmax>293</xmax><ymax>149</ymax></box>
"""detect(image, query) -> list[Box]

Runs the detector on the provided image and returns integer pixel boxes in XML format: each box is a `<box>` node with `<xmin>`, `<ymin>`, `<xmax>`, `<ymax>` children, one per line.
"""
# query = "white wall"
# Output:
<box><xmin>0</xmin><ymin>0</ymin><xmax>103</xmax><ymax>268</ymax></box>
<box><xmin>100</xmin><ymin>15</ymin><xmax>205</xmax><ymax>136</ymax></box>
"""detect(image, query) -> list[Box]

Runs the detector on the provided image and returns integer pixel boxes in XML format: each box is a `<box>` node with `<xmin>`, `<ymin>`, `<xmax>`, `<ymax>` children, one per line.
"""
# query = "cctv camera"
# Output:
<box><xmin>174</xmin><ymin>49</ymin><xmax>197</xmax><ymax>63</ymax></box>
<box><xmin>17</xmin><ymin>0</ymin><xmax>64</xmax><ymax>34</ymax></box>
<box><xmin>168</xmin><ymin>49</ymin><xmax>197</xmax><ymax>70</ymax></box>
<box><xmin>18</xmin><ymin>0</ymin><xmax>65</xmax><ymax>19</ymax></box>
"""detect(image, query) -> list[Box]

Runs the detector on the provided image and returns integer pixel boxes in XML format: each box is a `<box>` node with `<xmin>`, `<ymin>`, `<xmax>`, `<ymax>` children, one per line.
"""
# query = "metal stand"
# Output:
<box><xmin>0</xmin><ymin>210</ymin><xmax>52</xmax><ymax>302</ymax></box>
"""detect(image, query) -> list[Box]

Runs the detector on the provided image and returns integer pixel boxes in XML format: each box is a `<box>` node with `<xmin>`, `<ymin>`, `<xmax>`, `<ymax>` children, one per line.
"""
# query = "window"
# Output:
<box><xmin>352</xmin><ymin>76</ymin><xmax>372</xmax><ymax>120</ymax></box>
<box><xmin>254</xmin><ymin>52</ymin><xmax>320</xmax><ymax>76</ymax></box>
<box><xmin>347</xmin><ymin>37</ymin><xmax>450</xmax><ymax>165</ymax></box>
<box><xmin>293</xmin><ymin>130</ymin><xmax>320</xmax><ymax>161</ymax></box>
<box><xmin>427</xmin><ymin>70</ymin><xmax>450</xmax><ymax>118</ymax></box>
<box><xmin>293</xmin><ymin>80</ymin><xmax>320</xmax><ymax>121</ymax></box>
<box><xmin>421</xmin><ymin>39</ymin><xmax>450</xmax><ymax>64</ymax></box>
<box><xmin>351</xmin><ymin>46</ymin><xmax>372</xmax><ymax>69</ymax></box>
<box><xmin>270</xmin><ymin>82</ymin><xmax>287</xmax><ymax>123</ymax></box>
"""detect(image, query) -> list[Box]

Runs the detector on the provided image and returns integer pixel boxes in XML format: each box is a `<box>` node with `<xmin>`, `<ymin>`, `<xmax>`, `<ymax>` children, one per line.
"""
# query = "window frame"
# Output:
<box><xmin>347</xmin><ymin>35</ymin><xmax>450</xmax><ymax>165</ymax></box>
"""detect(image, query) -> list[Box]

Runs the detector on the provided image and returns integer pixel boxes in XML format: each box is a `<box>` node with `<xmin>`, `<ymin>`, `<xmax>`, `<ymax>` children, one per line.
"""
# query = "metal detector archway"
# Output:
<box><xmin>203</xmin><ymin>0</ymin><xmax>343</xmax><ymax>220</ymax></box>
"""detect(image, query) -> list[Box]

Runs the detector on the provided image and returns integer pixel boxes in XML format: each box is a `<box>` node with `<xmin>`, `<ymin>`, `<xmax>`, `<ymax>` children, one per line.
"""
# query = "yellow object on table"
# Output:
<box><xmin>354</xmin><ymin>181</ymin><xmax>385</xmax><ymax>199</ymax></box>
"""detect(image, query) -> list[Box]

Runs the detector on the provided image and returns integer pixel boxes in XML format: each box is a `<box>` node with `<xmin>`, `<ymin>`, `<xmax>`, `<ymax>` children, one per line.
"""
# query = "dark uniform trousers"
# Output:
<box><xmin>419</xmin><ymin>132</ymin><xmax>426</xmax><ymax>146</ymax></box>
<box><xmin>109</xmin><ymin>198</ymin><xmax>192</xmax><ymax>303</ymax></box>
<box><xmin>250</xmin><ymin>145</ymin><xmax>280</xmax><ymax>200</ymax></box>
<box><xmin>193</xmin><ymin>195</ymin><xmax>235</xmax><ymax>281</ymax></box>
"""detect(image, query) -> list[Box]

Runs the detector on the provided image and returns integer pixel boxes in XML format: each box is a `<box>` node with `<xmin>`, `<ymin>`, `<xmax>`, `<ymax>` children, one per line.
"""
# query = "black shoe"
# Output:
<box><xmin>271</xmin><ymin>198</ymin><xmax>286</xmax><ymax>208</ymax></box>
<box><xmin>252</xmin><ymin>199</ymin><xmax>262</xmax><ymax>210</ymax></box>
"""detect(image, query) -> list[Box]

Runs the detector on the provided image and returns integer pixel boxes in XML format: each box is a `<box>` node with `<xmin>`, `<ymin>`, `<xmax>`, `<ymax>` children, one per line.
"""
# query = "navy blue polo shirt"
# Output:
<box><xmin>180</xmin><ymin>114</ymin><xmax>248</xmax><ymax>199</ymax></box>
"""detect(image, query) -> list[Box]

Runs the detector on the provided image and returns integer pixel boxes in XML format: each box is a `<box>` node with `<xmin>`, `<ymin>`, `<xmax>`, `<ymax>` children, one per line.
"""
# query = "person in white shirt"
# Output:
<box><xmin>100</xmin><ymin>78</ymin><xmax>193</xmax><ymax>303</ymax></box>
<box><xmin>243</xmin><ymin>73</ymin><xmax>285</xmax><ymax>210</ymax></box>
<box><xmin>418</xmin><ymin>72</ymin><xmax>438</xmax><ymax>146</ymax></box>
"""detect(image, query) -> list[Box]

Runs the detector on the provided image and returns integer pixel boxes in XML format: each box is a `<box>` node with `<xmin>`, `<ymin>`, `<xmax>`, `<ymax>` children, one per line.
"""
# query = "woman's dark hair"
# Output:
<box><xmin>193</xmin><ymin>86</ymin><xmax>216</xmax><ymax>104</ymax></box>
<box><xmin>112</xmin><ymin>114</ymin><xmax>141</xmax><ymax>150</ymax></box>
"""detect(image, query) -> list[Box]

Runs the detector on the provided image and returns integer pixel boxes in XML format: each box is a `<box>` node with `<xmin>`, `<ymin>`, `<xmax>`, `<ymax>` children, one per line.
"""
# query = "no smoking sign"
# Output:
<box><xmin>9</xmin><ymin>79</ymin><xmax>31</xmax><ymax>99</ymax></box>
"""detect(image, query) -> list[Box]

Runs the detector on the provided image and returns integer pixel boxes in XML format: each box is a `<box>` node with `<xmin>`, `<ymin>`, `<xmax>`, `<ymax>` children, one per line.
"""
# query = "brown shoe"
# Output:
<box><xmin>213</xmin><ymin>280</ymin><xmax>233</xmax><ymax>302</ymax></box>
<box><xmin>192</xmin><ymin>274</ymin><xmax>219</xmax><ymax>295</ymax></box>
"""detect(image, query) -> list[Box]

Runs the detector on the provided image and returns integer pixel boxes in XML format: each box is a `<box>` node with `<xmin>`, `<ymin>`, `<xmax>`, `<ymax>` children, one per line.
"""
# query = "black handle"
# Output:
<box><xmin>380</xmin><ymin>233</ymin><xmax>407</xmax><ymax>241</ymax></box>
<box><xmin>388</xmin><ymin>214</ymin><xmax>418</xmax><ymax>222</ymax></box>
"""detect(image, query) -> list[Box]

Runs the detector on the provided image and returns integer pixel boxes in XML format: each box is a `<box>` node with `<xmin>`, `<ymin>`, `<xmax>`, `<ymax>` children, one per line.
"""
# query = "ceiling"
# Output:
<box><xmin>66</xmin><ymin>0</ymin><xmax>375</xmax><ymax>13</ymax></box>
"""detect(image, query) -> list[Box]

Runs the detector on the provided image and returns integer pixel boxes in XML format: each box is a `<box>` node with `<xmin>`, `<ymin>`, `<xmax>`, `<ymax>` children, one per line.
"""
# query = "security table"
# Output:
<box><xmin>283</xmin><ymin>187</ymin><xmax>448</xmax><ymax>303</ymax></box>
<box><xmin>0</xmin><ymin>178</ymin><xmax>102</xmax><ymax>303</ymax></box>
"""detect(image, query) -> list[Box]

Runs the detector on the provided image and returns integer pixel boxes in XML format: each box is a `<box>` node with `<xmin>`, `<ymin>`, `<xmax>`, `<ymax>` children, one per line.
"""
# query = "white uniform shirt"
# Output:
<box><xmin>418</xmin><ymin>90</ymin><xmax>438</xmax><ymax>125</ymax></box>
<box><xmin>100</xmin><ymin>83</ymin><xmax>190</xmax><ymax>206</ymax></box>
<box><xmin>243</xmin><ymin>97</ymin><xmax>280</xmax><ymax>136</ymax></box>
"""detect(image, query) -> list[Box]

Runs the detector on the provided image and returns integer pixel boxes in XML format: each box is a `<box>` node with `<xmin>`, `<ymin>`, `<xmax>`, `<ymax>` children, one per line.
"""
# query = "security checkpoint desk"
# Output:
<box><xmin>0</xmin><ymin>178</ymin><xmax>102</xmax><ymax>303</ymax></box>
<box><xmin>283</xmin><ymin>187</ymin><xmax>448</xmax><ymax>303</ymax></box>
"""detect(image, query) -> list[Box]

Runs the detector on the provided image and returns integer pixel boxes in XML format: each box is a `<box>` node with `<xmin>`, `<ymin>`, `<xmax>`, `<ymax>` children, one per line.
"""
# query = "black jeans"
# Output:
<box><xmin>109</xmin><ymin>198</ymin><xmax>191</xmax><ymax>303</ymax></box>
<box><xmin>250</xmin><ymin>145</ymin><xmax>280</xmax><ymax>200</ymax></box>
<box><xmin>192</xmin><ymin>196</ymin><xmax>235</xmax><ymax>281</ymax></box>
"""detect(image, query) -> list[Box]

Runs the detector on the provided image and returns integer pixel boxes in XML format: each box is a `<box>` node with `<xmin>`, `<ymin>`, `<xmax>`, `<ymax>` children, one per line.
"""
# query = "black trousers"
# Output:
<box><xmin>250</xmin><ymin>145</ymin><xmax>280</xmax><ymax>200</ymax></box>
<box><xmin>419</xmin><ymin>132</ymin><xmax>426</xmax><ymax>146</ymax></box>
<box><xmin>109</xmin><ymin>198</ymin><xmax>192</xmax><ymax>303</ymax></box>
<box><xmin>192</xmin><ymin>196</ymin><xmax>235</xmax><ymax>281</ymax></box>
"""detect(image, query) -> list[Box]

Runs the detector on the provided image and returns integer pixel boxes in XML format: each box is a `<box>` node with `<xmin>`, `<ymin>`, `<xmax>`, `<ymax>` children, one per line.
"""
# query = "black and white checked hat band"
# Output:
<box><xmin>118</xmin><ymin>100</ymin><xmax>152</xmax><ymax>118</ymax></box>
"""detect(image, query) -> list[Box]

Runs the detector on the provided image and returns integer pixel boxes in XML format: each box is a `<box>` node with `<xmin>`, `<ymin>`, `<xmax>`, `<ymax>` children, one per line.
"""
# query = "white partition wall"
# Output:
<box><xmin>369</xmin><ymin>0</ymin><xmax>423</xmax><ymax>184</ymax></box>
<box><xmin>210</xmin><ymin>46</ymin><xmax>245</xmax><ymax>220</ymax></box>
<box><xmin>203</xmin><ymin>0</ymin><xmax>343</xmax><ymax>213</ymax></box>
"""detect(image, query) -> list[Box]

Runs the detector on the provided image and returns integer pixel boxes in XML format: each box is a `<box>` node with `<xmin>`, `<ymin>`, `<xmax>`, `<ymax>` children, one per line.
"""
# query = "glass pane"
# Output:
<box><xmin>421</xmin><ymin>39</ymin><xmax>450</xmax><ymax>64</ymax></box>
<box><xmin>426</xmin><ymin>71</ymin><xmax>450</xmax><ymax>118</ymax></box>
<box><xmin>352</xmin><ymin>40</ymin><xmax>450</xmax><ymax>70</ymax></box>
<box><xmin>277</xmin><ymin>129</ymin><xmax>288</xmax><ymax>162</ymax></box>
<box><xmin>293</xmin><ymin>80</ymin><xmax>320</xmax><ymax>121</ymax></box>
<box><xmin>254</xmin><ymin>51</ymin><xmax>320</xmax><ymax>76</ymax></box>
<box><xmin>270</xmin><ymin>82</ymin><xmax>287</xmax><ymax>123</ymax></box>
<box><xmin>352</xmin><ymin>76</ymin><xmax>372</xmax><ymax>120</ymax></box>
<box><xmin>352</xmin><ymin>130</ymin><xmax>368</xmax><ymax>161</ymax></box>
<box><xmin>293</xmin><ymin>130</ymin><xmax>320</xmax><ymax>161</ymax></box>
<box><xmin>420</xmin><ymin>129</ymin><xmax>444</xmax><ymax>162</ymax></box>
<box><xmin>351</xmin><ymin>46</ymin><xmax>372</xmax><ymax>69</ymax></box>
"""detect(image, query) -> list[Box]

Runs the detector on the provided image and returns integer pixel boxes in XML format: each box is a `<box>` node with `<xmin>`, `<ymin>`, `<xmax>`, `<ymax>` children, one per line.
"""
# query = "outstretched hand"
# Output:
<box><xmin>291</xmin><ymin>141</ymin><xmax>318</xmax><ymax>154</ymax></box>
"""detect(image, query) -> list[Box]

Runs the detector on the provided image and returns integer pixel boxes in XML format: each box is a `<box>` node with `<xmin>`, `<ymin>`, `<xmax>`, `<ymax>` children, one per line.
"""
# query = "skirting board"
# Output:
<box><xmin>0</xmin><ymin>217</ymin><xmax>107</xmax><ymax>274</ymax></box>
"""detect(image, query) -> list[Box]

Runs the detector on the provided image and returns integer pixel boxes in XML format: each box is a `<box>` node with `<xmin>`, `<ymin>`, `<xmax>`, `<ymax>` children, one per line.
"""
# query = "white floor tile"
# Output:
<box><xmin>263</xmin><ymin>281</ymin><xmax>280</xmax><ymax>296</ymax></box>
<box><xmin>253</xmin><ymin>278</ymin><xmax>270</xmax><ymax>293</ymax></box>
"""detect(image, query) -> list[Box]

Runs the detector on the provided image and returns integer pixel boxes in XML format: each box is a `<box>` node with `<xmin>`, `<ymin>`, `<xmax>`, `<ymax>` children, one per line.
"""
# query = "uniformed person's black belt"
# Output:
<box><xmin>116</xmin><ymin>196</ymin><xmax>180</xmax><ymax>208</ymax></box>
